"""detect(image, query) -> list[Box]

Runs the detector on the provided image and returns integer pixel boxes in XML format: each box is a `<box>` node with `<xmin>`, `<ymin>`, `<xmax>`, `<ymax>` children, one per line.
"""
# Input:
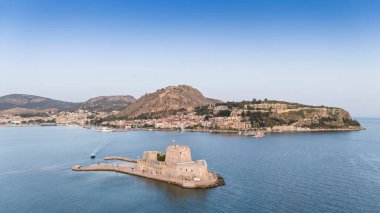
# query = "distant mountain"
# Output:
<box><xmin>81</xmin><ymin>95</ymin><xmax>136</xmax><ymax>111</ymax></box>
<box><xmin>0</xmin><ymin>94</ymin><xmax>78</xmax><ymax>111</ymax></box>
<box><xmin>118</xmin><ymin>85</ymin><xmax>220</xmax><ymax>118</ymax></box>
<box><xmin>0</xmin><ymin>94</ymin><xmax>136</xmax><ymax>114</ymax></box>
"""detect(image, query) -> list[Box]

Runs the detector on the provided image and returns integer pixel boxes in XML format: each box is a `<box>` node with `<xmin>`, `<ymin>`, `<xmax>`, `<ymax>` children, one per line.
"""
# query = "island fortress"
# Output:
<box><xmin>72</xmin><ymin>145</ymin><xmax>224</xmax><ymax>189</ymax></box>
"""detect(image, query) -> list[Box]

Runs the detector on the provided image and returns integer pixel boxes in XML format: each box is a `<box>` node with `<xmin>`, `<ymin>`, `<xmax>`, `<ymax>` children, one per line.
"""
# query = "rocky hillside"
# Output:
<box><xmin>0</xmin><ymin>94</ymin><xmax>78</xmax><ymax>111</ymax></box>
<box><xmin>118</xmin><ymin>85</ymin><xmax>220</xmax><ymax>118</ymax></box>
<box><xmin>271</xmin><ymin>106</ymin><xmax>359</xmax><ymax>129</ymax></box>
<box><xmin>81</xmin><ymin>95</ymin><xmax>136</xmax><ymax>111</ymax></box>
<box><xmin>215</xmin><ymin>101</ymin><xmax>361</xmax><ymax>130</ymax></box>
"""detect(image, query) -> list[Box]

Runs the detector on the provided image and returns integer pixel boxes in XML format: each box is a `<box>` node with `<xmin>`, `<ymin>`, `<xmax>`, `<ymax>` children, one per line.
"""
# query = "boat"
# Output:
<box><xmin>96</xmin><ymin>127</ymin><xmax>113</xmax><ymax>132</ymax></box>
<box><xmin>245</xmin><ymin>131</ymin><xmax>265</xmax><ymax>138</ymax></box>
<box><xmin>90</xmin><ymin>153</ymin><xmax>96</xmax><ymax>159</ymax></box>
<box><xmin>252</xmin><ymin>131</ymin><xmax>265</xmax><ymax>138</ymax></box>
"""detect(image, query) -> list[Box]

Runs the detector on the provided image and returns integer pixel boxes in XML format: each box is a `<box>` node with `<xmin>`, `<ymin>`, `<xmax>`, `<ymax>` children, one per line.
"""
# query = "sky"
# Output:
<box><xmin>0</xmin><ymin>0</ymin><xmax>379</xmax><ymax>117</ymax></box>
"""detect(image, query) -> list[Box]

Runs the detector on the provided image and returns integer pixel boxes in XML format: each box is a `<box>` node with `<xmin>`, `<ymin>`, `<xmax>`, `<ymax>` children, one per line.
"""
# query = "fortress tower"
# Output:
<box><xmin>165</xmin><ymin>145</ymin><xmax>192</xmax><ymax>164</ymax></box>
<box><xmin>143</xmin><ymin>151</ymin><xmax>163</xmax><ymax>161</ymax></box>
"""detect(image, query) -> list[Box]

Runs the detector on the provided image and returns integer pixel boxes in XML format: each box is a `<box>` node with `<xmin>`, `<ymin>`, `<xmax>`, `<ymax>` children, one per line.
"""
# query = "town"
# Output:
<box><xmin>0</xmin><ymin>100</ymin><xmax>362</xmax><ymax>137</ymax></box>
<box><xmin>0</xmin><ymin>107</ymin><xmax>257</xmax><ymax>132</ymax></box>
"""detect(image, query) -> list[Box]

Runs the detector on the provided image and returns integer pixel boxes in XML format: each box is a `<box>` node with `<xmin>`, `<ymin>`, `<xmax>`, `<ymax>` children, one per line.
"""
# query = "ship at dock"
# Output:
<box><xmin>72</xmin><ymin>145</ymin><xmax>224</xmax><ymax>189</ymax></box>
<box><xmin>95</xmin><ymin>127</ymin><xmax>113</xmax><ymax>132</ymax></box>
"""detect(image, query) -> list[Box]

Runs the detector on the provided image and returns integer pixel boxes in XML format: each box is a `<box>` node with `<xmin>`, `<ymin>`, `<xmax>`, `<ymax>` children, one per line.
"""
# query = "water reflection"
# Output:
<box><xmin>141</xmin><ymin>177</ymin><xmax>210</xmax><ymax>200</ymax></box>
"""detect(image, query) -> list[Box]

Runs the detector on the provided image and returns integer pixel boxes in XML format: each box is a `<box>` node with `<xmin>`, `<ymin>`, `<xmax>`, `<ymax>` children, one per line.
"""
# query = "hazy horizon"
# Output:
<box><xmin>1</xmin><ymin>0</ymin><xmax>379</xmax><ymax>117</ymax></box>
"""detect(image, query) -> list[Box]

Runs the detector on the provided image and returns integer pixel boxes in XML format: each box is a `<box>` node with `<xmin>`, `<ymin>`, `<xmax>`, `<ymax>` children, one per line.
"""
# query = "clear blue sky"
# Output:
<box><xmin>0</xmin><ymin>0</ymin><xmax>379</xmax><ymax>117</ymax></box>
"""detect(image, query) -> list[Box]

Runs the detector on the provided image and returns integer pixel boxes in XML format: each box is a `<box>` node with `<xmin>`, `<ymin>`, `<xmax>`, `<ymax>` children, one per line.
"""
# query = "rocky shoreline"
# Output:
<box><xmin>114</xmin><ymin>126</ymin><xmax>364</xmax><ymax>137</ymax></box>
<box><xmin>0</xmin><ymin>124</ymin><xmax>364</xmax><ymax>139</ymax></box>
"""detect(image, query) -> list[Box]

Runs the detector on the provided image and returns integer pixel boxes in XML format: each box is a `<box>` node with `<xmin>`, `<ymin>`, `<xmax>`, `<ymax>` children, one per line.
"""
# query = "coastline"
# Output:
<box><xmin>115</xmin><ymin>126</ymin><xmax>364</xmax><ymax>134</ymax></box>
<box><xmin>0</xmin><ymin>124</ymin><xmax>364</xmax><ymax>139</ymax></box>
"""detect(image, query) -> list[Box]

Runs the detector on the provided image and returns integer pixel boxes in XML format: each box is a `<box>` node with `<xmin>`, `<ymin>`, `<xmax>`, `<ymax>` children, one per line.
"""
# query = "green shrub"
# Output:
<box><xmin>157</xmin><ymin>154</ymin><xmax>166</xmax><ymax>161</ymax></box>
<box><xmin>216</xmin><ymin>110</ymin><xmax>232</xmax><ymax>117</ymax></box>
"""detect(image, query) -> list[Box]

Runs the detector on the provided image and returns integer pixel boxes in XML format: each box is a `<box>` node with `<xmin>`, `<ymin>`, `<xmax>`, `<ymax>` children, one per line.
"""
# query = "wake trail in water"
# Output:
<box><xmin>93</xmin><ymin>139</ymin><xmax>113</xmax><ymax>154</ymax></box>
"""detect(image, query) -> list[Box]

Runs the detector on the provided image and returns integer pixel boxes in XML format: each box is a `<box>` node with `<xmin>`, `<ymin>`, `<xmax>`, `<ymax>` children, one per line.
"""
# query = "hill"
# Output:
<box><xmin>0</xmin><ymin>94</ymin><xmax>78</xmax><ymax>111</ymax></box>
<box><xmin>118</xmin><ymin>85</ymin><xmax>220</xmax><ymax>118</ymax></box>
<box><xmin>205</xmin><ymin>100</ymin><xmax>362</xmax><ymax>130</ymax></box>
<box><xmin>81</xmin><ymin>95</ymin><xmax>136</xmax><ymax>111</ymax></box>
<box><xmin>0</xmin><ymin>94</ymin><xmax>136</xmax><ymax>114</ymax></box>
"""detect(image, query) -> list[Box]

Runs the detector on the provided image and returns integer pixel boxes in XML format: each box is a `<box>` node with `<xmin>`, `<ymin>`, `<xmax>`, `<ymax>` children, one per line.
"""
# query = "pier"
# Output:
<box><xmin>104</xmin><ymin>156</ymin><xmax>137</xmax><ymax>163</ymax></box>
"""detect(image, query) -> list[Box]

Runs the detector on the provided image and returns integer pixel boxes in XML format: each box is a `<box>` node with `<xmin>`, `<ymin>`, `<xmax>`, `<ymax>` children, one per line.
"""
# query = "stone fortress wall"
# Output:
<box><xmin>73</xmin><ymin>144</ymin><xmax>225</xmax><ymax>188</ymax></box>
<box><xmin>136</xmin><ymin>145</ymin><xmax>212</xmax><ymax>182</ymax></box>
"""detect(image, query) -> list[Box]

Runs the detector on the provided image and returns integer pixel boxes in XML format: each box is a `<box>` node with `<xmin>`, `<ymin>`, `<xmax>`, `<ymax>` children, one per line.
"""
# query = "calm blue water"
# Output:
<box><xmin>0</xmin><ymin>118</ymin><xmax>380</xmax><ymax>213</ymax></box>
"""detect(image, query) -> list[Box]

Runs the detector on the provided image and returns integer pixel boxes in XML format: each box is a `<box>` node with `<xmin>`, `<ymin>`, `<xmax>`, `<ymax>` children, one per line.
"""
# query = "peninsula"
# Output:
<box><xmin>0</xmin><ymin>85</ymin><xmax>363</xmax><ymax>136</ymax></box>
<box><xmin>72</xmin><ymin>145</ymin><xmax>225</xmax><ymax>189</ymax></box>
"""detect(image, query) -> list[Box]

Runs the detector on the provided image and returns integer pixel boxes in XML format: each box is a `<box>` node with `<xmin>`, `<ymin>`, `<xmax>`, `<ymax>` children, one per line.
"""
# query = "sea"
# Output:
<box><xmin>0</xmin><ymin>118</ymin><xmax>379</xmax><ymax>213</ymax></box>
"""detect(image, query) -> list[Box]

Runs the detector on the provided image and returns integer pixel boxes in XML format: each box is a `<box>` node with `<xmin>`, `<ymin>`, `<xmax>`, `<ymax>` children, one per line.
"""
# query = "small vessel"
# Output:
<box><xmin>96</xmin><ymin>127</ymin><xmax>113</xmax><ymax>132</ymax></box>
<box><xmin>245</xmin><ymin>131</ymin><xmax>265</xmax><ymax>138</ymax></box>
<box><xmin>252</xmin><ymin>131</ymin><xmax>265</xmax><ymax>138</ymax></box>
<box><xmin>90</xmin><ymin>153</ymin><xmax>96</xmax><ymax>159</ymax></box>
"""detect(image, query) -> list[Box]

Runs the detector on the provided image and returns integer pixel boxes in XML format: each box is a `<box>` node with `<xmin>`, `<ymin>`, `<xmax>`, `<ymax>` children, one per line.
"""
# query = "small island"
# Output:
<box><xmin>72</xmin><ymin>145</ymin><xmax>225</xmax><ymax>189</ymax></box>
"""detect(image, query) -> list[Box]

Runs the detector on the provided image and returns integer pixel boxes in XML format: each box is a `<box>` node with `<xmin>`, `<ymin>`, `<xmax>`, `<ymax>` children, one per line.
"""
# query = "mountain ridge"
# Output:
<box><xmin>0</xmin><ymin>94</ymin><xmax>78</xmax><ymax>111</ymax></box>
<box><xmin>118</xmin><ymin>85</ymin><xmax>221</xmax><ymax>118</ymax></box>
<box><xmin>81</xmin><ymin>95</ymin><xmax>136</xmax><ymax>111</ymax></box>
<box><xmin>0</xmin><ymin>94</ymin><xmax>136</xmax><ymax>113</ymax></box>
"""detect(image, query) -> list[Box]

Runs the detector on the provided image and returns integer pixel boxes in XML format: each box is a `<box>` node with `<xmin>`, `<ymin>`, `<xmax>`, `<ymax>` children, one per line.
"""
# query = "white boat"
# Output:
<box><xmin>96</xmin><ymin>127</ymin><xmax>113</xmax><ymax>132</ymax></box>
<box><xmin>245</xmin><ymin>131</ymin><xmax>265</xmax><ymax>138</ymax></box>
<box><xmin>90</xmin><ymin>153</ymin><xmax>96</xmax><ymax>159</ymax></box>
<box><xmin>252</xmin><ymin>132</ymin><xmax>265</xmax><ymax>138</ymax></box>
